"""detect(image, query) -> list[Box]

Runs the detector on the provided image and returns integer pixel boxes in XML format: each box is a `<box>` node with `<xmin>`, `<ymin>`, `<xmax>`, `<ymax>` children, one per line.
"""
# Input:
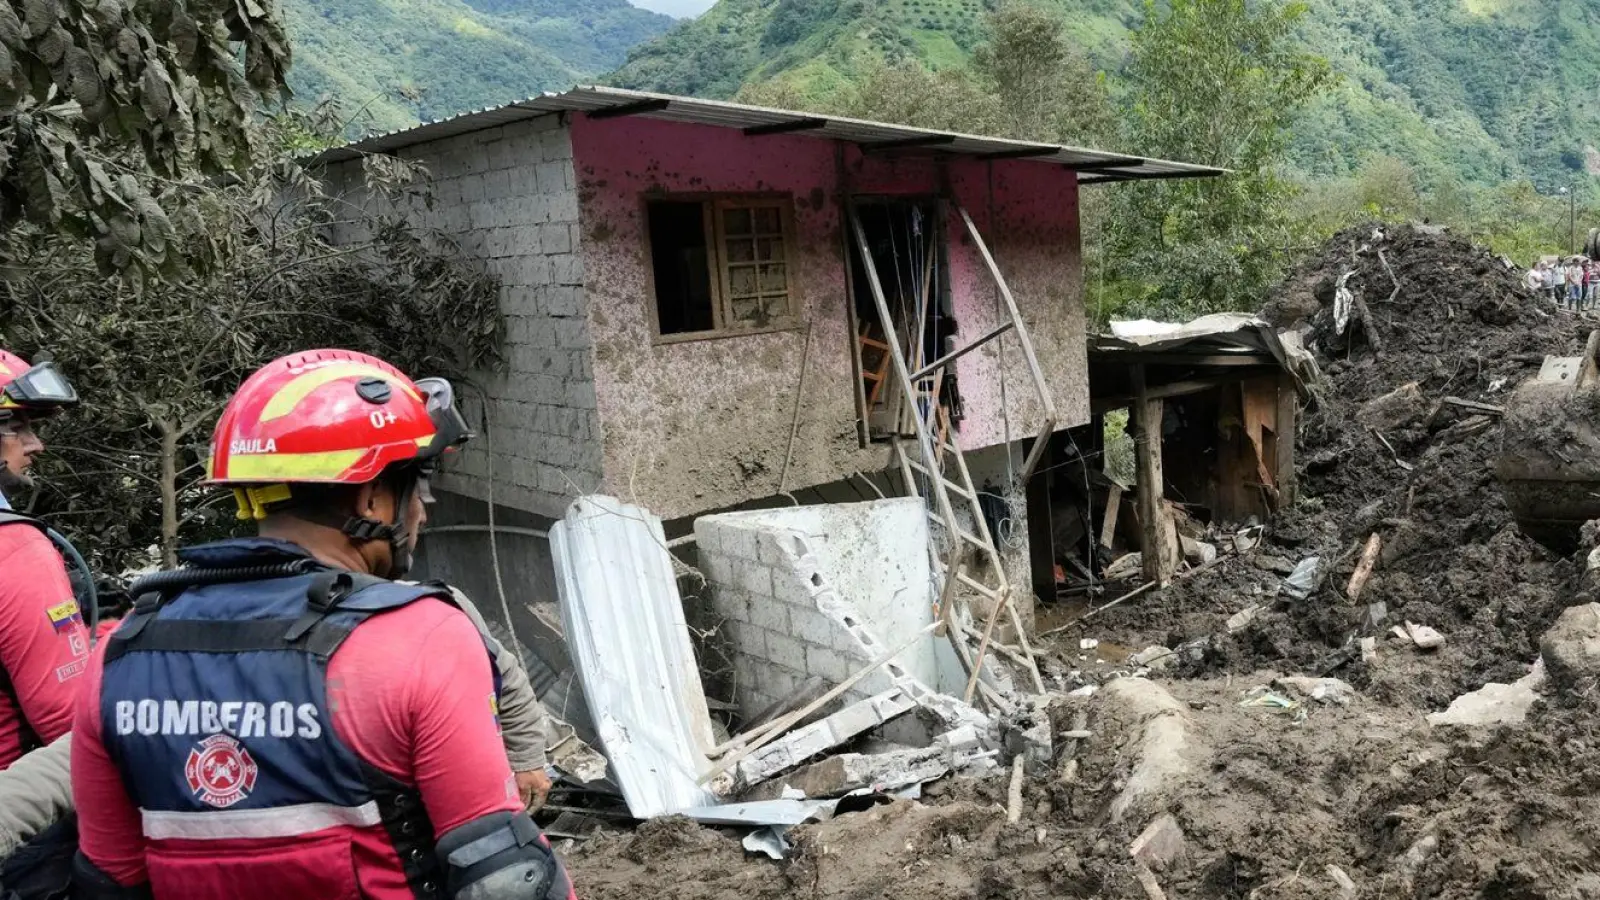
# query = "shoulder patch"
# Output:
<box><xmin>46</xmin><ymin>599</ymin><xmax>83</xmax><ymax>632</ymax></box>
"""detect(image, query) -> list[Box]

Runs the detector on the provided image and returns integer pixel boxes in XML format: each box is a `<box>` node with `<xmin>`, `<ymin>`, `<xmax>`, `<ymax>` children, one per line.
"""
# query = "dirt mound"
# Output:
<box><xmin>1051</xmin><ymin>224</ymin><xmax>1589</xmax><ymax>703</ymax></box>
<box><xmin>565</xmin><ymin>225</ymin><xmax>1600</xmax><ymax>900</ymax></box>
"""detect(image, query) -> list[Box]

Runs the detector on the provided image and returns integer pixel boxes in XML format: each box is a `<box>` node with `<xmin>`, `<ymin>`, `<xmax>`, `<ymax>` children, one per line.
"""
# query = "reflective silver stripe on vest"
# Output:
<box><xmin>141</xmin><ymin>801</ymin><xmax>383</xmax><ymax>840</ymax></box>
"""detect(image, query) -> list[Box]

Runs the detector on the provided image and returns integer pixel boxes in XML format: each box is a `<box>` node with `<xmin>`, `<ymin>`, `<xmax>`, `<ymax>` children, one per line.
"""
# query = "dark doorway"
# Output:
<box><xmin>846</xmin><ymin>198</ymin><xmax>961</xmax><ymax>440</ymax></box>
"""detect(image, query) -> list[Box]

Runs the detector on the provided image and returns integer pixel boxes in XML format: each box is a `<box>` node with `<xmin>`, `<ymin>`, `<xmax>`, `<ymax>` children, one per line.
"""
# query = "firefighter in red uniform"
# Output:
<box><xmin>0</xmin><ymin>350</ymin><xmax>91</xmax><ymax>771</ymax></box>
<box><xmin>70</xmin><ymin>349</ymin><xmax>576</xmax><ymax>900</ymax></box>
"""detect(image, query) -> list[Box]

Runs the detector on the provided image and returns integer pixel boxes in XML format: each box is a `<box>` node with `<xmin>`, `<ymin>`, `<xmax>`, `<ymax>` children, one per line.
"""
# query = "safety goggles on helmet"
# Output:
<box><xmin>0</xmin><ymin>361</ymin><xmax>77</xmax><ymax>417</ymax></box>
<box><xmin>414</xmin><ymin>377</ymin><xmax>472</xmax><ymax>465</ymax></box>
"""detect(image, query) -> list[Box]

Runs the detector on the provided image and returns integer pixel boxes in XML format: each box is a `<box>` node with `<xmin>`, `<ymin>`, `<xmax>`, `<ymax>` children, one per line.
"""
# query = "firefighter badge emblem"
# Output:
<box><xmin>185</xmin><ymin>734</ymin><xmax>258</xmax><ymax>808</ymax></box>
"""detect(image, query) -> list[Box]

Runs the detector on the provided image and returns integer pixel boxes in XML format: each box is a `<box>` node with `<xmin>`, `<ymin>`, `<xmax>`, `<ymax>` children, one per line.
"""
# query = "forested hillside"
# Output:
<box><xmin>608</xmin><ymin>0</ymin><xmax>1600</xmax><ymax>187</ymax></box>
<box><xmin>285</xmin><ymin>0</ymin><xmax>672</xmax><ymax>132</ymax></box>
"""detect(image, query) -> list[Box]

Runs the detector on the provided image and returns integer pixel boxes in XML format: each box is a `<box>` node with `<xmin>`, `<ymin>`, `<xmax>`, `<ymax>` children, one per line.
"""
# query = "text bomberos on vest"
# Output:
<box><xmin>114</xmin><ymin>700</ymin><xmax>321</xmax><ymax>739</ymax></box>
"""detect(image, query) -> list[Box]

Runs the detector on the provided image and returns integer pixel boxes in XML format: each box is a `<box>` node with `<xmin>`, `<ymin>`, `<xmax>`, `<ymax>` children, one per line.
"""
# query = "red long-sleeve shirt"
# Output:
<box><xmin>72</xmin><ymin>596</ymin><xmax>523</xmax><ymax>894</ymax></box>
<box><xmin>0</xmin><ymin>523</ymin><xmax>90</xmax><ymax>769</ymax></box>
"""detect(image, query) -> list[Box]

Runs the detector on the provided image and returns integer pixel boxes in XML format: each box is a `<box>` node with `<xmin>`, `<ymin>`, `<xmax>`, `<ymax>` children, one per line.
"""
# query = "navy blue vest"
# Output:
<box><xmin>99</xmin><ymin>538</ymin><xmax>478</xmax><ymax>897</ymax></box>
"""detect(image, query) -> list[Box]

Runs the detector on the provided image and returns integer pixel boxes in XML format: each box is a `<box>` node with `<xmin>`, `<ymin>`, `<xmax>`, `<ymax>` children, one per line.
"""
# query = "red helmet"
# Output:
<box><xmin>207</xmin><ymin>349</ymin><xmax>470</xmax><ymax>494</ymax></box>
<box><xmin>0</xmin><ymin>349</ymin><xmax>79</xmax><ymax>422</ymax></box>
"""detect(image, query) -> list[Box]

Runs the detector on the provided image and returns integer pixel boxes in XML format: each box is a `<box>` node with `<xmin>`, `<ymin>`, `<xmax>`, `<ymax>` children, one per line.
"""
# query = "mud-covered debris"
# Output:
<box><xmin>1539</xmin><ymin>602</ymin><xmax>1600</xmax><ymax>696</ymax></box>
<box><xmin>1274</xmin><ymin>675</ymin><xmax>1357</xmax><ymax>705</ymax></box>
<box><xmin>1281</xmin><ymin>556</ymin><xmax>1323</xmax><ymax>600</ymax></box>
<box><xmin>1129</xmin><ymin>813</ymin><xmax>1187</xmax><ymax>870</ymax></box>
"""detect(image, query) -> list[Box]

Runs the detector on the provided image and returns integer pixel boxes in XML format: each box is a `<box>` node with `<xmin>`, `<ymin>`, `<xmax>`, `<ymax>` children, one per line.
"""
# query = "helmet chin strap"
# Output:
<box><xmin>339</xmin><ymin>475</ymin><xmax>420</xmax><ymax>580</ymax></box>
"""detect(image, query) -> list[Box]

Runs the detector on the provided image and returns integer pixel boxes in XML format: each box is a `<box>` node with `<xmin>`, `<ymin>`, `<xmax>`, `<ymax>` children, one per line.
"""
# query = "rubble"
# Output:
<box><xmin>554</xmin><ymin>226</ymin><xmax>1600</xmax><ymax>899</ymax></box>
<box><xmin>1539</xmin><ymin>602</ymin><xmax>1600</xmax><ymax>695</ymax></box>
<box><xmin>1426</xmin><ymin>660</ymin><xmax>1545</xmax><ymax>727</ymax></box>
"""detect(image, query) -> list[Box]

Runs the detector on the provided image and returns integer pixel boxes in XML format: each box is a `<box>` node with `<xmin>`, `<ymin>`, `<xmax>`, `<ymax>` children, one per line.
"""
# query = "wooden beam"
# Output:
<box><xmin>861</xmin><ymin>134</ymin><xmax>957</xmax><ymax>152</ymax></box>
<box><xmin>1100</xmin><ymin>484</ymin><xmax>1123</xmax><ymax>549</ymax></box>
<box><xmin>1089</xmin><ymin>368</ymin><xmax>1281</xmax><ymax>414</ymax></box>
<box><xmin>1130</xmin><ymin>364</ymin><xmax>1177</xmax><ymax>585</ymax></box>
<box><xmin>585</xmin><ymin>98</ymin><xmax>670</xmax><ymax>120</ymax></box>
<box><xmin>744</xmin><ymin>117</ymin><xmax>828</xmax><ymax>136</ymax></box>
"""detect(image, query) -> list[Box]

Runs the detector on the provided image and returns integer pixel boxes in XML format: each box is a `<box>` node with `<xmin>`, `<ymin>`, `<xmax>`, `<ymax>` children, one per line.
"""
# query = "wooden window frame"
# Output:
<box><xmin>642</xmin><ymin>192</ymin><xmax>801</xmax><ymax>344</ymax></box>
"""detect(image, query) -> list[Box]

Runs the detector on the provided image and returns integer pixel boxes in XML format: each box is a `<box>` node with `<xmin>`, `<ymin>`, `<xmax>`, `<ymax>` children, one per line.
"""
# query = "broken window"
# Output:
<box><xmin>646</xmin><ymin>196</ymin><xmax>796</xmax><ymax>339</ymax></box>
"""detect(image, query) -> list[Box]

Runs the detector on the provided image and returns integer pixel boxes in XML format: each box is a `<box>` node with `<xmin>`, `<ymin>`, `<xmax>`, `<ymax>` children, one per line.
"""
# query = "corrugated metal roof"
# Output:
<box><xmin>312</xmin><ymin>86</ymin><xmax>1224</xmax><ymax>183</ymax></box>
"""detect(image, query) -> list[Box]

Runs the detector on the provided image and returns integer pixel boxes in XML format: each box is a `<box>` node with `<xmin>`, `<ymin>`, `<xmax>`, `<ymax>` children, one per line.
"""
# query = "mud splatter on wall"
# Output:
<box><xmin>570</xmin><ymin>115</ymin><xmax>1089</xmax><ymax>519</ymax></box>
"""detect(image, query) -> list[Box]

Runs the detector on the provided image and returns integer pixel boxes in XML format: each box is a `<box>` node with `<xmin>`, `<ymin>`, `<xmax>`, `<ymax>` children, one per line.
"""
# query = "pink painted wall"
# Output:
<box><xmin>569</xmin><ymin>115</ymin><xmax>1088</xmax><ymax>519</ymax></box>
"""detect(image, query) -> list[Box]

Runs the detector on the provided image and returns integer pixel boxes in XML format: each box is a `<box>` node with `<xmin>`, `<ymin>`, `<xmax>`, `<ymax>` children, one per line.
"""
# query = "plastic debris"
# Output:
<box><xmin>1281</xmin><ymin>556</ymin><xmax>1324</xmax><ymax>601</ymax></box>
<box><xmin>1274</xmin><ymin>676</ymin><xmax>1357</xmax><ymax>706</ymax></box>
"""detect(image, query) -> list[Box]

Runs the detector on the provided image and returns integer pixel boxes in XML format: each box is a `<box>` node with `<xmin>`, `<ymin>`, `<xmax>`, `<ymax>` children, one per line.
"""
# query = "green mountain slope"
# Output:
<box><xmin>607</xmin><ymin>0</ymin><xmax>1600</xmax><ymax>187</ymax></box>
<box><xmin>284</xmin><ymin>0</ymin><xmax>673</xmax><ymax>133</ymax></box>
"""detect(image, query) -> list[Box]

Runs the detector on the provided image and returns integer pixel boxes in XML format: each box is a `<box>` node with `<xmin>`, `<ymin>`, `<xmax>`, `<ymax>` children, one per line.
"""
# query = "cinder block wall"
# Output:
<box><xmin>694</xmin><ymin>499</ymin><xmax>947</xmax><ymax>719</ymax></box>
<box><xmin>320</xmin><ymin>113</ymin><xmax>601</xmax><ymax>520</ymax></box>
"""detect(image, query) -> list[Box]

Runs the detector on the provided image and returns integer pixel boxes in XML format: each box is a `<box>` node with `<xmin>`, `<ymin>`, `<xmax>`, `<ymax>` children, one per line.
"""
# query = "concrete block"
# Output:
<box><xmin>746</xmin><ymin>598</ymin><xmax>790</xmax><ymax>638</ymax></box>
<box><xmin>719</xmin><ymin>526</ymin><xmax>760</xmax><ymax>563</ymax></box>
<box><xmin>485</xmin><ymin>139</ymin><xmax>514</xmax><ymax>171</ymax></box>
<box><xmin>772</xmin><ymin>573</ymin><xmax>822</xmax><ymax>610</ymax></box>
<box><xmin>789</xmin><ymin>608</ymin><xmax>838</xmax><ymax>649</ymax></box>
<box><xmin>731</xmin><ymin>690</ymin><xmax>916</xmax><ymax>789</ymax></box>
<box><xmin>550</xmin><ymin>192</ymin><xmax>580</xmax><ymax>223</ymax></box>
<box><xmin>546</xmin><ymin>285</ymin><xmax>582</xmax><ymax>317</ymax></box>
<box><xmin>755</xmin><ymin>532</ymin><xmax>791</xmax><ymax>567</ymax></box>
<box><xmin>804</xmin><ymin>644</ymin><xmax>851</xmax><ymax>684</ymax></box>
<box><xmin>566</xmin><ymin>378</ymin><xmax>598</xmax><ymax>409</ymax></box>
<box><xmin>552</xmin><ymin>254</ymin><xmax>584</xmax><ymax>286</ymax></box>
<box><xmin>460</xmin><ymin>175</ymin><xmax>486</xmax><ymax>204</ymax></box>
<box><xmin>734</xmin><ymin>562</ymin><xmax>774</xmax><ymax>599</ymax></box>
<box><xmin>741</xmin><ymin>745</ymin><xmax>949</xmax><ymax>801</ymax></box>
<box><xmin>461</xmin><ymin>148</ymin><xmax>489</xmax><ymax>176</ymax></box>
<box><xmin>534</xmin><ymin>161</ymin><xmax>567</xmax><ymax>194</ymax></box>
<box><xmin>484</xmin><ymin>168</ymin><xmax>511</xmax><ymax>199</ymax></box>
<box><xmin>538</xmin><ymin>130</ymin><xmax>569</xmax><ymax>162</ymax></box>
<box><xmin>508</xmin><ymin>166</ymin><xmax>538</xmax><ymax>197</ymax></box>
<box><xmin>763</xmin><ymin>632</ymin><xmax>806</xmax><ymax>672</ymax></box>
<box><xmin>539</xmin><ymin>222</ymin><xmax>572</xmax><ymax>255</ymax></box>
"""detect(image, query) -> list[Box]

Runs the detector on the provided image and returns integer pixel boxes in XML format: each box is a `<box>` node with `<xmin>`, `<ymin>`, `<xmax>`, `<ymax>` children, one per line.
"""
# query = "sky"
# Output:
<box><xmin>629</xmin><ymin>0</ymin><xmax>716</xmax><ymax>17</ymax></box>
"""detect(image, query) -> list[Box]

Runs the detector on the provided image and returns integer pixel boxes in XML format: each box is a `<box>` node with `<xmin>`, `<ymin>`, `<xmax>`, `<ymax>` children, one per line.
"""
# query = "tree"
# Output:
<box><xmin>0</xmin><ymin>0</ymin><xmax>291</xmax><ymax>275</ymax></box>
<box><xmin>0</xmin><ymin>111</ymin><xmax>502</xmax><ymax>571</ymax></box>
<box><xmin>969</xmin><ymin>1</ymin><xmax>1116</xmax><ymax>147</ymax></box>
<box><xmin>1105</xmin><ymin>0</ymin><xmax>1334</xmax><ymax>317</ymax></box>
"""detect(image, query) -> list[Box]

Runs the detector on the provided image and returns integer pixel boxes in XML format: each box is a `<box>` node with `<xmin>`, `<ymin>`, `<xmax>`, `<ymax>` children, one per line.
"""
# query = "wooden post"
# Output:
<box><xmin>1131</xmin><ymin>365</ymin><xmax>1177</xmax><ymax>585</ymax></box>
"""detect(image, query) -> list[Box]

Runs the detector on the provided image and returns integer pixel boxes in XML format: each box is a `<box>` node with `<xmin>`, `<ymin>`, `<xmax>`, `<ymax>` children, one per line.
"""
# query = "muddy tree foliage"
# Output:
<box><xmin>0</xmin><ymin>0</ymin><xmax>290</xmax><ymax>275</ymax></box>
<box><xmin>0</xmin><ymin>132</ymin><xmax>502</xmax><ymax>572</ymax></box>
<box><xmin>560</xmin><ymin>225</ymin><xmax>1600</xmax><ymax>900</ymax></box>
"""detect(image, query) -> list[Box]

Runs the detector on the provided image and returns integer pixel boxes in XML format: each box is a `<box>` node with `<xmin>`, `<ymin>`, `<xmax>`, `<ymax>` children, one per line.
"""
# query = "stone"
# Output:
<box><xmin>1390</xmin><ymin>624</ymin><xmax>1413</xmax><ymax>644</ymax></box>
<box><xmin>1274</xmin><ymin>676</ymin><xmax>1357</xmax><ymax>706</ymax></box>
<box><xmin>1360</xmin><ymin>637</ymin><xmax>1378</xmax><ymax>663</ymax></box>
<box><xmin>1254</xmin><ymin>553</ymin><xmax>1297</xmax><ymax>576</ymax></box>
<box><xmin>1226</xmin><ymin>605</ymin><xmax>1261</xmax><ymax>633</ymax></box>
<box><xmin>1355</xmin><ymin>382</ymin><xmax>1430</xmax><ymax>431</ymax></box>
<box><xmin>1541</xmin><ymin>603</ymin><xmax>1600</xmax><ymax>693</ymax></box>
<box><xmin>1364</xmin><ymin>602</ymin><xmax>1388</xmax><ymax>630</ymax></box>
<box><xmin>1129</xmin><ymin>813</ymin><xmax>1187</xmax><ymax>870</ymax></box>
<box><xmin>1405</xmin><ymin>622</ymin><xmax>1445</xmax><ymax>650</ymax></box>
<box><xmin>1180</xmin><ymin>537</ymin><xmax>1217</xmax><ymax>566</ymax></box>
<box><xmin>1427</xmin><ymin>660</ymin><xmax>1545</xmax><ymax>727</ymax></box>
<box><xmin>1131</xmin><ymin>645</ymin><xmax>1175</xmax><ymax>671</ymax></box>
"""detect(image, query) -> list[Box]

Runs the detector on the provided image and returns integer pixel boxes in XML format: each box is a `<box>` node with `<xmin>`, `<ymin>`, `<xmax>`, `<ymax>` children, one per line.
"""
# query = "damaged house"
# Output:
<box><xmin>312</xmin><ymin>87</ymin><xmax>1223</xmax><ymax>816</ymax></box>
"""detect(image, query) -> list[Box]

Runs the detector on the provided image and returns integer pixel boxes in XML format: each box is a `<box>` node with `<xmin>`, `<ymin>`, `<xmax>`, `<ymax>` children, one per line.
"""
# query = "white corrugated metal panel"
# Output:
<box><xmin>549</xmin><ymin>495</ymin><xmax>721</xmax><ymax>818</ymax></box>
<box><xmin>311</xmin><ymin>86</ymin><xmax>1223</xmax><ymax>183</ymax></box>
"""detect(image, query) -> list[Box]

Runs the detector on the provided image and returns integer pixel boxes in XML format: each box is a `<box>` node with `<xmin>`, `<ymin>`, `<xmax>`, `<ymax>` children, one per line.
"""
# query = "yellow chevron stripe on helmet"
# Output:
<box><xmin>258</xmin><ymin>363</ymin><xmax>423</xmax><ymax>423</ymax></box>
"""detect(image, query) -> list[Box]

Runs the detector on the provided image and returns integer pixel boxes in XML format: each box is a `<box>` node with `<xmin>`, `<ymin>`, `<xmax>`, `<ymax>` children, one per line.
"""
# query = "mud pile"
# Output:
<box><xmin>1063</xmin><ymin>224</ymin><xmax>1590</xmax><ymax>707</ymax></box>
<box><xmin>563</xmin><ymin>225</ymin><xmax>1600</xmax><ymax>900</ymax></box>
